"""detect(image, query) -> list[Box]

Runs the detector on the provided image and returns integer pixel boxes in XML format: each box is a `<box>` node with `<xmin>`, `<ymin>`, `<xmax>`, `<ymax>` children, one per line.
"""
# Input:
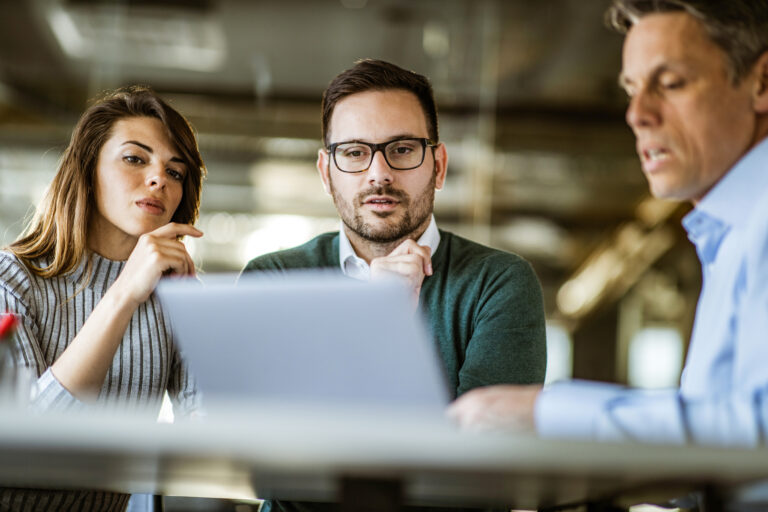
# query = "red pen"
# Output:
<box><xmin>0</xmin><ymin>312</ymin><xmax>18</xmax><ymax>340</ymax></box>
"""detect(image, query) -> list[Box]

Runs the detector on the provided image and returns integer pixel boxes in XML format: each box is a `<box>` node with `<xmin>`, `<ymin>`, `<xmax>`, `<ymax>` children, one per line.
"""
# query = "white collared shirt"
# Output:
<box><xmin>338</xmin><ymin>215</ymin><xmax>441</xmax><ymax>281</ymax></box>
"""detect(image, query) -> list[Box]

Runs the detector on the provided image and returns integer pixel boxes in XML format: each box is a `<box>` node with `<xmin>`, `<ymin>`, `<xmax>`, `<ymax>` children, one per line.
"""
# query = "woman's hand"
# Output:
<box><xmin>50</xmin><ymin>223</ymin><xmax>202</xmax><ymax>399</ymax></box>
<box><xmin>113</xmin><ymin>223</ymin><xmax>202</xmax><ymax>307</ymax></box>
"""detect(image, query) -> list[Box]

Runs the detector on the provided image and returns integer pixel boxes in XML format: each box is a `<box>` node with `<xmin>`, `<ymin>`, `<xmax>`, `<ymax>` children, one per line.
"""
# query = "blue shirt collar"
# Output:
<box><xmin>682</xmin><ymin>137</ymin><xmax>768</xmax><ymax>265</ymax></box>
<box><xmin>689</xmin><ymin>137</ymin><xmax>768</xmax><ymax>227</ymax></box>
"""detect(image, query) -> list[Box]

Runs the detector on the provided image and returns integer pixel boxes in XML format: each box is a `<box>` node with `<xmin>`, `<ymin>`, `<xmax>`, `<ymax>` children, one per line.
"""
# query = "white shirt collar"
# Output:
<box><xmin>338</xmin><ymin>215</ymin><xmax>441</xmax><ymax>280</ymax></box>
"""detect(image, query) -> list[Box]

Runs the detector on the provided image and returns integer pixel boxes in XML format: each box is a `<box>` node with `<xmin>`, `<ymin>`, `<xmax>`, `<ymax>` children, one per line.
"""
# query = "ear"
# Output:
<box><xmin>433</xmin><ymin>143</ymin><xmax>448</xmax><ymax>190</ymax></box>
<box><xmin>317</xmin><ymin>148</ymin><xmax>332</xmax><ymax>195</ymax></box>
<box><xmin>752</xmin><ymin>50</ymin><xmax>768</xmax><ymax>114</ymax></box>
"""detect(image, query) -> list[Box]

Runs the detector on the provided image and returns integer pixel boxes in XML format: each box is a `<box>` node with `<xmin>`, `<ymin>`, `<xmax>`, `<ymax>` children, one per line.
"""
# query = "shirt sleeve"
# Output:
<box><xmin>536</xmin><ymin>381</ymin><xmax>689</xmax><ymax>444</ymax></box>
<box><xmin>535</xmin><ymin>194</ymin><xmax>768</xmax><ymax>448</ymax></box>
<box><xmin>535</xmin><ymin>250</ymin><xmax>768</xmax><ymax>448</ymax></box>
<box><xmin>668</xmin><ymin>206</ymin><xmax>768</xmax><ymax>446</ymax></box>
<box><xmin>536</xmin><ymin>380</ymin><xmax>768</xmax><ymax>447</ymax></box>
<box><xmin>167</xmin><ymin>342</ymin><xmax>202</xmax><ymax>419</ymax></box>
<box><xmin>457</xmin><ymin>257</ymin><xmax>547</xmax><ymax>395</ymax></box>
<box><xmin>0</xmin><ymin>254</ymin><xmax>85</xmax><ymax>412</ymax></box>
<box><xmin>537</xmin><ymin>235</ymin><xmax>768</xmax><ymax>449</ymax></box>
<box><xmin>29</xmin><ymin>367</ymin><xmax>87</xmax><ymax>413</ymax></box>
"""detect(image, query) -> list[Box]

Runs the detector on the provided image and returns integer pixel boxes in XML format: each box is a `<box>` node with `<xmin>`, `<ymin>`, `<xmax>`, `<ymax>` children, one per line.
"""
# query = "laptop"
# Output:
<box><xmin>155</xmin><ymin>272</ymin><xmax>450</xmax><ymax>416</ymax></box>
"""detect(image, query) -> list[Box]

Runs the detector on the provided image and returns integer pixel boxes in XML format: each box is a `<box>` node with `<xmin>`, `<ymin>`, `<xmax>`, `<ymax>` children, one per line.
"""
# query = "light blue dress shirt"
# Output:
<box><xmin>535</xmin><ymin>138</ymin><xmax>768</xmax><ymax>447</ymax></box>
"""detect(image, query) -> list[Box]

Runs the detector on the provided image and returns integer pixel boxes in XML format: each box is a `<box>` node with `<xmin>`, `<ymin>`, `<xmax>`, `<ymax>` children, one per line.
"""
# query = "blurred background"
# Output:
<box><xmin>0</xmin><ymin>0</ymin><xmax>699</xmax><ymax>431</ymax></box>
<box><xmin>0</xmin><ymin>0</ymin><xmax>703</xmax><ymax>509</ymax></box>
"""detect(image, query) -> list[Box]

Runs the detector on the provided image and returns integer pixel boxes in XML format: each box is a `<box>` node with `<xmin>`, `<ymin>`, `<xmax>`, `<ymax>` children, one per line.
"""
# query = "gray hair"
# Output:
<box><xmin>605</xmin><ymin>0</ymin><xmax>768</xmax><ymax>83</ymax></box>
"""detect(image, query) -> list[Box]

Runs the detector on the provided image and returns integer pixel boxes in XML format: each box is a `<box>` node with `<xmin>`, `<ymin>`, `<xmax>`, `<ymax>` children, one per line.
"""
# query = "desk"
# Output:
<box><xmin>1</xmin><ymin>407</ymin><xmax>767</xmax><ymax>511</ymax></box>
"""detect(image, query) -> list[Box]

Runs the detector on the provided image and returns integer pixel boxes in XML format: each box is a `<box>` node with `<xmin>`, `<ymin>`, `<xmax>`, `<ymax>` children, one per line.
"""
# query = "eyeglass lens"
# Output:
<box><xmin>334</xmin><ymin>139</ymin><xmax>425</xmax><ymax>172</ymax></box>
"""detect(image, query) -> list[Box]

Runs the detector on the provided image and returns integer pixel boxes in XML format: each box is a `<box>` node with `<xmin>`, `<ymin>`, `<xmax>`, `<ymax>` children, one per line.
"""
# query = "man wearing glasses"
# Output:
<box><xmin>243</xmin><ymin>59</ymin><xmax>546</xmax><ymax>510</ymax></box>
<box><xmin>245</xmin><ymin>57</ymin><xmax>545</xmax><ymax>397</ymax></box>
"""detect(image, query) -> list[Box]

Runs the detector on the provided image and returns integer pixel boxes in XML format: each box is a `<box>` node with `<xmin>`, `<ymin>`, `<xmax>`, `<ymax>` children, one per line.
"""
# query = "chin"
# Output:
<box><xmin>649</xmin><ymin>186</ymin><xmax>692</xmax><ymax>202</ymax></box>
<box><xmin>647</xmin><ymin>177</ymin><xmax>678</xmax><ymax>201</ymax></box>
<box><xmin>135</xmin><ymin>222</ymin><xmax>165</xmax><ymax>236</ymax></box>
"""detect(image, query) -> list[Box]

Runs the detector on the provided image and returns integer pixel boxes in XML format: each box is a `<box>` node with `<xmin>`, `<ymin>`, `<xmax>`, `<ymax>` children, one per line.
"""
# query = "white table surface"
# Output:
<box><xmin>1</xmin><ymin>405</ymin><xmax>767</xmax><ymax>509</ymax></box>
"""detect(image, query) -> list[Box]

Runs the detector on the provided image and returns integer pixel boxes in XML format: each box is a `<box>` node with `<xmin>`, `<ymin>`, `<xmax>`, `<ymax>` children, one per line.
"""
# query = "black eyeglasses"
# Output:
<box><xmin>327</xmin><ymin>137</ymin><xmax>437</xmax><ymax>173</ymax></box>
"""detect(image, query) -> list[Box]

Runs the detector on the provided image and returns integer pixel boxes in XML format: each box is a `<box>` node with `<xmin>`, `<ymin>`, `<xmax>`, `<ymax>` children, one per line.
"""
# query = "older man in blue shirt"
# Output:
<box><xmin>449</xmin><ymin>0</ymin><xmax>768</xmax><ymax>447</ymax></box>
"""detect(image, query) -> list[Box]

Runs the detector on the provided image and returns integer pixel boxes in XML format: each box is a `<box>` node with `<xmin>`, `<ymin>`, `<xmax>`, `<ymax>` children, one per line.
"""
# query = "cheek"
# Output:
<box><xmin>92</xmin><ymin>172</ymin><xmax>113</xmax><ymax>211</ymax></box>
<box><xmin>691</xmin><ymin>112</ymin><xmax>751</xmax><ymax>175</ymax></box>
<box><xmin>682</xmin><ymin>91</ymin><xmax>753</xmax><ymax>159</ymax></box>
<box><xmin>405</xmin><ymin>172</ymin><xmax>436</xmax><ymax>194</ymax></box>
<box><xmin>329</xmin><ymin>175</ymin><xmax>359</xmax><ymax>201</ymax></box>
<box><xmin>169</xmin><ymin>183</ymin><xmax>185</xmax><ymax>216</ymax></box>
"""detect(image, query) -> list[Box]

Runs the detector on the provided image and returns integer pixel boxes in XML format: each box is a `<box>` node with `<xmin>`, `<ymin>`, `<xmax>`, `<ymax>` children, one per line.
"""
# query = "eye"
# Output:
<box><xmin>339</xmin><ymin>145</ymin><xmax>370</xmax><ymax>159</ymax></box>
<box><xmin>123</xmin><ymin>154</ymin><xmax>144</xmax><ymax>165</ymax></box>
<box><xmin>166</xmin><ymin>168</ymin><xmax>184</xmax><ymax>181</ymax></box>
<box><xmin>661</xmin><ymin>79</ymin><xmax>686</xmax><ymax>90</ymax></box>
<box><xmin>393</xmin><ymin>146</ymin><xmax>412</xmax><ymax>155</ymax></box>
<box><xmin>388</xmin><ymin>141</ymin><xmax>418</xmax><ymax>156</ymax></box>
<box><xmin>657</xmin><ymin>71</ymin><xmax>686</xmax><ymax>91</ymax></box>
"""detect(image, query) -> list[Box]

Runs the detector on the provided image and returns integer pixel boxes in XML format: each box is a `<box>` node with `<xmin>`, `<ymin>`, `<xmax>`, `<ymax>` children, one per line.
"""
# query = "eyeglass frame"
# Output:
<box><xmin>326</xmin><ymin>137</ymin><xmax>438</xmax><ymax>173</ymax></box>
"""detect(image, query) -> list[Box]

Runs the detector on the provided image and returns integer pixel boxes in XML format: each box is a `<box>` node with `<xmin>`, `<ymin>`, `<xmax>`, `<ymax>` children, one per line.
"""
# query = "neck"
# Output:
<box><xmin>87</xmin><ymin>220</ymin><xmax>137</xmax><ymax>261</ymax></box>
<box><xmin>691</xmin><ymin>123</ymin><xmax>768</xmax><ymax>206</ymax></box>
<box><xmin>752</xmin><ymin>115</ymin><xmax>768</xmax><ymax>150</ymax></box>
<box><xmin>344</xmin><ymin>219</ymin><xmax>431</xmax><ymax>263</ymax></box>
<box><xmin>88</xmin><ymin>239</ymin><xmax>136</xmax><ymax>261</ymax></box>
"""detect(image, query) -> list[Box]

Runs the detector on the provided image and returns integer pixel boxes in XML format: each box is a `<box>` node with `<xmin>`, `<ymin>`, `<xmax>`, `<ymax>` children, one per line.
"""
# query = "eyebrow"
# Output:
<box><xmin>122</xmin><ymin>140</ymin><xmax>185</xmax><ymax>164</ymax></box>
<box><xmin>337</xmin><ymin>133</ymin><xmax>423</xmax><ymax>144</ymax></box>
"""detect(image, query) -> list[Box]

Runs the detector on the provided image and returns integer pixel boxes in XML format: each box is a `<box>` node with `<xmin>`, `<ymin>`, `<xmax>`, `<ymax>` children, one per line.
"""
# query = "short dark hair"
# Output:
<box><xmin>606</xmin><ymin>0</ymin><xmax>768</xmax><ymax>83</ymax></box>
<box><xmin>321</xmin><ymin>59</ymin><xmax>439</xmax><ymax>147</ymax></box>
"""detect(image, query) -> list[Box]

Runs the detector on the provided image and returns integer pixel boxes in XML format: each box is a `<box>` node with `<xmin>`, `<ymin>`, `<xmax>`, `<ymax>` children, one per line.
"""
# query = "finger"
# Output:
<box><xmin>446</xmin><ymin>399</ymin><xmax>481</xmax><ymax>428</ymax></box>
<box><xmin>387</xmin><ymin>239</ymin><xmax>420</xmax><ymax>254</ymax></box>
<box><xmin>136</xmin><ymin>239</ymin><xmax>192</xmax><ymax>268</ymax></box>
<box><xmin>160</xmin><ymin>252</ymin><xmax>192</xmax><ymax>276</ymax></box>
<box><xmin>371</xmin><ymin>258</ymin><xmax>425</xmax><ymax>283</ymax></box>
<box><xmin>148</xmin><ymin>222</ymin><xmax>203</xmax><ymax>240</ymax></box>
<box><xmin>376</xmin><ymin>254</ymin><xmax>427</xmax><ymax>272</ymax></box>
<box><xmin>389</xmin><ymin>240</ymin><xmax>432</xmax><ymax>275</ymax></box>
<box><xmin>143</xmin><ymin>237</ymin><xmax>192</xmax><ymax>253</ymax></box>
<box><xmin>141</xmin><ymin>243</ymin><xmax>193</xmax><ymax>276</ymax></box>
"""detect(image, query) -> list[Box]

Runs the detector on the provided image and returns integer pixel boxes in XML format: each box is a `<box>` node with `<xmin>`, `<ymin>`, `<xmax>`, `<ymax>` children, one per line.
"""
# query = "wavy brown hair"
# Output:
<box><xmin>9</xmin><ymin>85</ymin><xmax>206</xmax><ymax>279</ymax></box>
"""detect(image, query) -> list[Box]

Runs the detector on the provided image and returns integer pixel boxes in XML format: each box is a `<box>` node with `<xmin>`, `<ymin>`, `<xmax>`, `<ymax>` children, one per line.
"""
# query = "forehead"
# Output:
<box><xmin>106</xmin><ymin>116</ymin><xmax>172</xmax><ymax>146</ymax></box>
<box><xmin>329</xmin><ymin>89</ymin><xmax>429</xmax><ymax>142</ymax></box>
<box><xmin>621</xmin><ymin>12</ymin><xmax>728</xmax><ymax>81</ymax></box>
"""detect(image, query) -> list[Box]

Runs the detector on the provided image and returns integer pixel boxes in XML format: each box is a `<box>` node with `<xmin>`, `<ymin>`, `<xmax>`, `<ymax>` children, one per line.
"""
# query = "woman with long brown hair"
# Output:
<box><xmin>0</xmin><ymin>85</ymin><xmax>206</xmax><ymax>511</ymax></box>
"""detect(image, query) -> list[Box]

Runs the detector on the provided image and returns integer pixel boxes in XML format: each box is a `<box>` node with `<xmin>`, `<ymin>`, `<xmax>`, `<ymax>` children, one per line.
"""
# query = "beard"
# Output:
<box><xmin>330</xmin><ymin>171</ymin><xmax>436</xmax><ymax>244</ymax></box>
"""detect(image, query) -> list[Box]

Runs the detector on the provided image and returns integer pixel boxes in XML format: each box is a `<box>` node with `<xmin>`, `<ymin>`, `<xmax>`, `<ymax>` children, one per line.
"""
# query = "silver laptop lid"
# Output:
<box><xmin>156</xmin><ymin>272</ymin><xmax>450</xmax><ymax>415</ymax></box>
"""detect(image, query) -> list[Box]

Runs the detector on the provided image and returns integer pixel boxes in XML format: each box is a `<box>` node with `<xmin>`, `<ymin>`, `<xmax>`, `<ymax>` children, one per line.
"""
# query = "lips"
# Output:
<box><xmin>361</xmin><ymin>194</ymin><xmax>402</xmax><ymax>214</ymax></box>
<box><xmin>363</xmin><ymin>195</ymin><xmax>399</xmax><ymax>206</ymax></box>
<box><xmin>638</xmin><ymin>143</ymin><xmax>673</xmax><ymax>173</ymax></box>
<box><xmin>135</xmin><ymin>197</ymin><xmax>165</xmax><ymax>215</ymax></box>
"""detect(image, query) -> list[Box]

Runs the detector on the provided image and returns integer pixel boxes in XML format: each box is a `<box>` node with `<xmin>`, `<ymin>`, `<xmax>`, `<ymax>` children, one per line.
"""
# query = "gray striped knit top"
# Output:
<box><xmin>0</xmin><ymin>250</ymin><xmax>200</xmax><ymax>511</ymax></box>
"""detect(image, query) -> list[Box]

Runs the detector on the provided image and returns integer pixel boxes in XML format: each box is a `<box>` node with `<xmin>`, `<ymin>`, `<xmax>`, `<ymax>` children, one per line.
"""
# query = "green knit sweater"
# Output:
<box><xmin>243</xmin><ymin>230</ymin><xmax>546</xmax><ymax>398</ymax></box>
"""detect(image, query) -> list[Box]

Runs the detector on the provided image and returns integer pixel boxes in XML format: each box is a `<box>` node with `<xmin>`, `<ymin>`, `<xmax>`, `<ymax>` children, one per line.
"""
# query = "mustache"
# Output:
<box><xmin>355</xmin><ymin>185</ymin><xmax>408</xmax><ymax>204</ymax></box>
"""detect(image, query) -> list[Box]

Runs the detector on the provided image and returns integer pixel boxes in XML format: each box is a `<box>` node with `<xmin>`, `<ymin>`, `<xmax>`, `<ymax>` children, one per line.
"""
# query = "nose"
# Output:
<box><xmin>625</xmin><ymin>88</ymin><xmax>660</xmax><ymax>132</ymax></box>
<box><xmin>145</xmin><ymin>163</ymin><xmax>167</xmax><ymax>190</ymax></box>
<box><xmin>367</xmin><ymin>149</ymin><xmax>394</xmax><ymax>185</ymax></box>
